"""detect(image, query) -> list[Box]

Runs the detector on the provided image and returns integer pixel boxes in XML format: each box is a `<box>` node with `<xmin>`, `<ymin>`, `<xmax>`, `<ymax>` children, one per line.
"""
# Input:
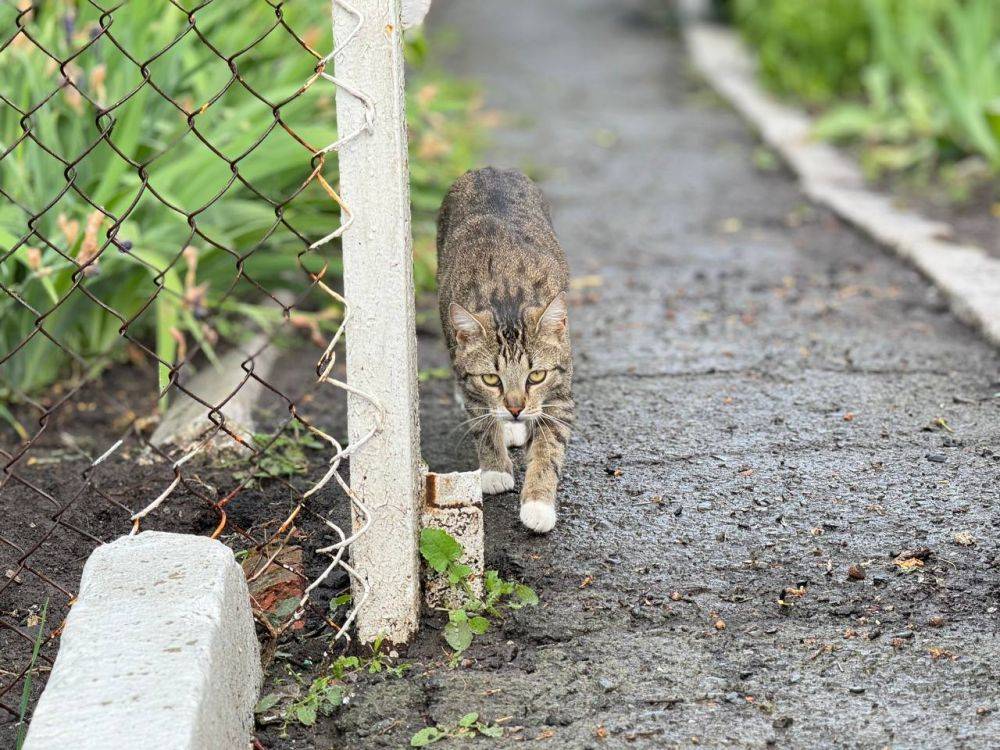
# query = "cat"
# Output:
<box><xmin>437</xmin><ymin>167</ymin><xmax>574</xmax><ymax>533</ymax></box>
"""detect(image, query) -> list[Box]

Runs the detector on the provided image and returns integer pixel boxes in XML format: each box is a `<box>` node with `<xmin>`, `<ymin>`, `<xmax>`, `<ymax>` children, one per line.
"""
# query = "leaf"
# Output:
<box><xmin>295</xmin><ymin>703</ymin><xmax>317</xmax><ymax>726</ymax></box>
<box><xmin>254</xmin><ymin>693</ymin><xmax>281</xmax><ymax>714</ymax></box>
<box><xmin>411</xmin><ymin>727</ymin><xmax>445</xmax><ymax>747</ymax></box>
<box><xmin>458</xmin><ymin>712</ymin><xmax>479</xmax><ymax>727</ymax></box>
<box><xmin>330</xmin><ymin>593</ymin><xmax>353</xmax><ymax>609</ymax></box>
<box><xmin>448</xmin><ymin>562</ymin><xmax>472</xmax><ymax>585</ymax></box>
<box><xmin>484</xmin><ymin>570</ymin><xmax>502</xmax><ymax>594</ymax></box>
<box><xmin>895</xmin><ymin>557</ymin><xmax>924</xmax><ymax>573</ymax></box>
<box><xmin>468</xmin><ymin>616</ymin><xmax>490</xmax><ymax>635</ymax></box>
<box><xmin>443</xmin><ymin>620</ymin><xmax>473</xmax><ymax>653</ymax></box>
<box><xmin>420</xmin><ymin>528</ymin><xmax>463</xmax><ymax>572</ymax></box>
<box><xmin>322</xmin><ymin>685</ymin><xmax>344</xmax><ymax>706</ymax></box>
<box><xmin>514</xmin><ymin>584</ymin><xmax>539</xmax><ymax>606</ymax></box>
<box><xmin>477</xmin><ymin>723</ymin><xmax>504</xmax><ymax>738</ymax></box>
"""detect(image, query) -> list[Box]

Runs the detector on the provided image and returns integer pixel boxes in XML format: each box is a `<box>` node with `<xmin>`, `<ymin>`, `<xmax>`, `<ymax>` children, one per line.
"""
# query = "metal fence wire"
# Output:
<box><xmin>0</xmin><ymin>0</ymin><xmax>388</xmax><ymax>730</ymax></box>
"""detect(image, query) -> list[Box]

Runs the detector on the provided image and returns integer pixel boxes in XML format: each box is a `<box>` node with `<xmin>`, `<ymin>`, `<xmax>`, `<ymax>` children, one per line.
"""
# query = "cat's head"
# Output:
<box><xmin>449</xmin><ymin>292</ymin><xmax>570</xmax><ymax>425</ymax></box>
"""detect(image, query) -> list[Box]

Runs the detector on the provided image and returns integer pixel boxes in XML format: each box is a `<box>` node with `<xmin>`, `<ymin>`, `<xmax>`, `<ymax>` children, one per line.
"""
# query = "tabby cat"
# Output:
<box><xmin>437</xmin><ymin>167</ymin><xmax>574</xmax><ymax>533</ymax></box>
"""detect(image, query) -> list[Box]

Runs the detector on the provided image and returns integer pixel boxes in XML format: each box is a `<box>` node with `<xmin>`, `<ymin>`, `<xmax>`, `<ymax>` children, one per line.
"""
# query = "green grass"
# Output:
<box><xmin>732</xmin><ymin>0</ymin><xmax>871</xmax><ymax>106</ymax></box>
<box><xmin>732</xmin><ymin>0</ymin><xmax>1000</xmax><ymax>177</ymax></box>
<box><xmin>14</xmin><ymin>597</ymin><xmax>48</xmax><ymax>750</ymax></box>
<box><xmin>0</xmin><ymin>3</ymin><xmax>486</xmax><ymax>399</ymax></box>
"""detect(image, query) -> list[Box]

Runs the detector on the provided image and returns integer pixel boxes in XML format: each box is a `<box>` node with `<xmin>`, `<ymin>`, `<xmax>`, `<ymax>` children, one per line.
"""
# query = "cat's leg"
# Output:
<box><xmin>476</xmin><ymin>421</ymin><xmax>515</xmax><ymax>495</ymax></box>
<box><xmin>520</xmin><ymin>408</ymin><xmax>573</xmax><ymax>533</ymax></box>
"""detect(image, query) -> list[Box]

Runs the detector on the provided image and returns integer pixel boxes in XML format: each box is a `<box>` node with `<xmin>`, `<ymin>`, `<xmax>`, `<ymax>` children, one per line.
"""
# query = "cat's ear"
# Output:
<box><xmin>450</xmin><ymin>302</ymin><xmax>485</xmax><ymax>342</ymax></box>
<box><xmin>536</xmin><ymin>292</ymin><xmax>567</xmax><ymax>336</ymax></box>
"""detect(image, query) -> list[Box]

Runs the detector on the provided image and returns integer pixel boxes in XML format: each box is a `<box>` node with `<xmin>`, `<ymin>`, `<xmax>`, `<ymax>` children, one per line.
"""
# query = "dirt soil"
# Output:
<box><xmin>880</xmin><ymin>175</ymin><xmax>999</xmax><ymax>261</ymax></box>
<box><xmin>4</xmin><ymin>0</ymin><xmax>1000</xmax><ymax>748</ymax></box>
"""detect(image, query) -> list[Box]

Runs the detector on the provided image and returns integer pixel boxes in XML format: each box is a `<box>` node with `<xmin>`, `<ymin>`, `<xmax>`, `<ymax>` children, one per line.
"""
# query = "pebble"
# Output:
<box><xmin>697</xmin><ymin>502</ymin><xmax>712</xmax><ymax>511</ymax></box>
<box><xmin>848</xmin><ymin>686</ymin><xmax>866</xmax><ymax>694</ymax></box>
<box><xmin>926</xmin><ymin>453</ymin><xmax>947</xmax><ymax>463</ymax></box>
<box><xmin>598</xmin><ymin>676</ymin><xmax>617</xmax><ymax>692</ymax></box>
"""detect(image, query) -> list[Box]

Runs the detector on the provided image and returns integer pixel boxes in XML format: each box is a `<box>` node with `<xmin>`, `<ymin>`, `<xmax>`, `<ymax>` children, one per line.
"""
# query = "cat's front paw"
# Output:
<box><xmin>481</xmin><ymin>470</ymin><xmax>515</xmax><ymax>495</ymax></box>
<box><xmin>519</xmin><ymin>496</ymin><xmax>556</xmax><ymax>533</ymax></box>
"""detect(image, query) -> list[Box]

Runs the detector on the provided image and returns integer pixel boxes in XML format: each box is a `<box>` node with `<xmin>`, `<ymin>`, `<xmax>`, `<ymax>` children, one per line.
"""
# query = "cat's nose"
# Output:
<box><xmin>507</xmin><ymin>405</ymin><xmax>523</xmax><ymax>419</ymax></box>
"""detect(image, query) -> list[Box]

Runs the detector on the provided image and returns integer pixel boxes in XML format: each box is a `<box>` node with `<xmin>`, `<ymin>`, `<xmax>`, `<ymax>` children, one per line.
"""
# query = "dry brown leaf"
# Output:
<box><xmin>953</xmin><ymin>532</ymin><xmax>975</xmax><ymax>547</ymax></box>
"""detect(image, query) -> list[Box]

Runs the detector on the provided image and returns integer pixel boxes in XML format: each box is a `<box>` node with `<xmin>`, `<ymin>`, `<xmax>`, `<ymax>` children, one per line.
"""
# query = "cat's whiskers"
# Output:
<box><xmin>538</xmin><ymin>405</ymin><xmax>572</xmax><ymax>431</ymax></box>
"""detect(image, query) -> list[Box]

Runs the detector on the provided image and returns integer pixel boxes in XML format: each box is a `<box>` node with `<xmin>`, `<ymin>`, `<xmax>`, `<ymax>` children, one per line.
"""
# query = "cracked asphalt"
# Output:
<box><xmin>278</xmin><ymin>1</ymin><xmax>1000</xmax><ymax>747</ymax></box>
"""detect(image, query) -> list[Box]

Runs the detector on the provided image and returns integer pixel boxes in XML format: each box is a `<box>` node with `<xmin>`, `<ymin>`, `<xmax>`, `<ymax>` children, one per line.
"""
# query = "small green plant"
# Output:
<box><xmin>15</xmin><ymin>597</ymin><xmax>48</xmax><ymax>750</ymax></box>
<box><xmin>256</xmin><ymin>635</ymin><xmax>408</xmax><ymax>734</ymax></box>
<box><xmin>328</xmin><ymin>591</ymin><xmax>353</xmax><ymax>614</ymax></box>
<box><xmin>330</xmin><ymin>635</ymin><xmax>411</xmax><ymax>679</ymax></box>
<box><xmin>410</xmin><ymin>712</ymin><xmax>504</xmax><ymax>746</ymax></box>
<box><xmin>269</xmin><ymin>674</ymin><xmax>344</xmax><ymax>729</ymax></box>
<box><xmin>232</xmin><ymin>425</ymin><xmax>324</xmax><ymax>486</ymax></box>
<box><xmin>419</xmin><ymin>528</ymin><xmax>538</xmax><ymax>658</ymax></box>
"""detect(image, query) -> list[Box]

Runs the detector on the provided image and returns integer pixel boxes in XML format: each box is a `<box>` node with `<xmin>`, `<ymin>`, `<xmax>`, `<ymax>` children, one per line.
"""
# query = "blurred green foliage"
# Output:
<box><xmin>732</xmin><ymin>0</ymin><xmax>1000</xmax><ymax>177</ymax></box>
<box><xmin>732</xmin><ymin>0</ymin><xmax>871</xmax><ymax>106</ymax></box>
<box><xmin>0</xmin><ymin>2</ymin><xmax>486</xmax><ymax>397</ymax></box>
<box><xmin>815</xmin><ymin>0</ymin><xmax>1000</xmax><ymax>178</ymax></box>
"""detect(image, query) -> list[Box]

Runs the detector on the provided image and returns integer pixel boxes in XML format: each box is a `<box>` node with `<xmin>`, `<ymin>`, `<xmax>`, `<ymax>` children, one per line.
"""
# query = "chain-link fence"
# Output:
<box><xmin>0</xmin><ymin>0</ymin><xmax>422</xmax><ymax>738</ymax></box>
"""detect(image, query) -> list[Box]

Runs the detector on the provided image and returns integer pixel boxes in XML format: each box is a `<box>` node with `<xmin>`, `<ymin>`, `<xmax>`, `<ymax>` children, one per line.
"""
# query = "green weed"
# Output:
<box><xmin>419</xmin><ymin>528</ymin><xmax>538</xmax><ymax>659</ymax></box>
<box><xmin>14</xmin><ymin>597</ymin><xmax>48</xmax><ymax>750</ymax></box>
<box><xmin>231</xmin><ymin>425</ymin><xmax>324</xmax><ymax>486</ymax></box>
<box><xmin>257</xmin><ymin>635</ymin><xmax>409</xmax><ymax>735</ymax></box>
<box><xmin>410</xmin><ymin>712</ymin><xmax>504</xmax><ymax>746</ymax></box>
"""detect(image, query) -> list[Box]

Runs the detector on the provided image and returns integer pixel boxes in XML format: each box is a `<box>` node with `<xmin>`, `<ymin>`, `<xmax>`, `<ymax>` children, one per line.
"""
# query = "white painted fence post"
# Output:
<box><xmin>332</xmin><ymin>0</ymin><xmax>422</xmax><ymax>644</ymax></box>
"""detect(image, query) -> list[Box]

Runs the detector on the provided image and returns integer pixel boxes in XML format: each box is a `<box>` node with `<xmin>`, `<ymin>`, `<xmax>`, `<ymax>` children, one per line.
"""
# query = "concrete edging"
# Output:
<box><xmin>421</xmin><ymin>470</ymin><xmax>485</xmax><ymax>609</ymax></box>
<box><xmin>24</xmin><ymin>531</ymin><xmax>262</xmax><ymax>750</ymax></box>
<box><xmin>684</xmin><ymin>22</ymin><xmax>1000</xmax><ymax>348</ymax></box>
<box><xmin>151</xmin><ymin>333</ymin><xmax>278</xmax><ymax>450</ymax></box>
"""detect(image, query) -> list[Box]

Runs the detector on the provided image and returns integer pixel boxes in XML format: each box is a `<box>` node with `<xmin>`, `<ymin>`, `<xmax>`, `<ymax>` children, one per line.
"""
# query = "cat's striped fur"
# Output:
<box><xmin>437</xmin><ymin>168</ymin><xmax>574</xmax><ymax>533</ymax></box>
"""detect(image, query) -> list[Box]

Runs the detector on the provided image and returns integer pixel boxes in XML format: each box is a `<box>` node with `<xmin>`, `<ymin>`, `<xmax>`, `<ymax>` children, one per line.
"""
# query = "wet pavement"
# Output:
<box><xmin>293</xmin><ymin>1</ymin><xmax>1000</xmax><ymax>747</ymax></box>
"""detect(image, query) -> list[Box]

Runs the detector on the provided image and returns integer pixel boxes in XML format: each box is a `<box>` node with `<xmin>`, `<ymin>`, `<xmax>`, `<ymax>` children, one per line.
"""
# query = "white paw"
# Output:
<box><xmin>481</xmin><ymin>470</ymin><xmax>515</xmax><ymax>495</ymax></box>
<box><xmin>503</xmin><ymin>422</ymin><xmax>528</xmax><ymax>448</ymax></box>
<box><xmin>520</xmin><ymin>501</ymin><xmax>556</xmax><ymax>533</ymax></box>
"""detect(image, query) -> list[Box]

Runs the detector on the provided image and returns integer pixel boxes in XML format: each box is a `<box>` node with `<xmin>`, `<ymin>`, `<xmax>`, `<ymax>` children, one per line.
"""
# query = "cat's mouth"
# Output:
<box><xmin>495</xmin><ymin>408</ymin><xmax>538</xmax><ymax>423</ymax></box>
<box><xmin>500</xmin><ymin>408</ymin><xmax>542</xmax><ymax>423</ymax></box>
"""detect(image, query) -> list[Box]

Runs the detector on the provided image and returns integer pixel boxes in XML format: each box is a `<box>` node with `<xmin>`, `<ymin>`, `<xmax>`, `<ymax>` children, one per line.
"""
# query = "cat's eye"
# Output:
<box><xmin>527</xmin><ymin>370</ymin><xmax>547</xmax><ymax>385</ymax></box>
<box><xmin>481</xmin><ymin>373</ymin><xmax>501</xmax><ymax>387</ymax></box>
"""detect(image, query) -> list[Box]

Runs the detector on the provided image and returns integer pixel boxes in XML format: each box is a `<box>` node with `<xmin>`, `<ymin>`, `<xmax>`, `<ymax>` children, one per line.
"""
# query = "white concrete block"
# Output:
<box><xmin>24</xmin><ymin>531</ymin><xmax>261</xmax><ymax>750</ymax></box>
<box><xmin>421</xmin><ymin>471</ymin><xmax>484</xmax><ymax>609</ymax></box>
<box><xmin>151</xmin><ymin>334</ymin><xmax>278</xmax><ymax>450</ymax></box>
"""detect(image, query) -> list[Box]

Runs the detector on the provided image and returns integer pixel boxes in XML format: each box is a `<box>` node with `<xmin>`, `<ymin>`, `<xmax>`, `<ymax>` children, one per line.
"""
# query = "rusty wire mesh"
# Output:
<box><xmin>0</xmin><ymin>0</ymin><xmax>386</xmax><ymax>732</ymax></box>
